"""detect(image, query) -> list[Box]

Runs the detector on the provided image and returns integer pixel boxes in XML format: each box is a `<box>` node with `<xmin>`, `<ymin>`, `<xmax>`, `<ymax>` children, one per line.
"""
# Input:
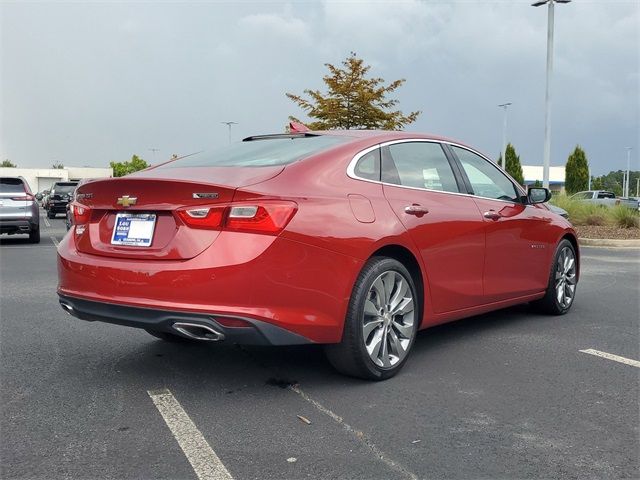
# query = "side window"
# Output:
<box><xmin>452</xmin><ymin>146</ymin><xmax>519</xmax><ymax>202</ymax></box>
<box><xmin>597</xmin><ymin>192</ymin><xmax>614</xmax><ymax>199</ymax></box>
<box><xmin>354</xmin><ymin>149</ymin><xmax>380</xmax><ymax>181</ymax></box>
<box><xmin>382</xmin><ymin>142</ymin><xmax>459</xmax><ymax>193</ymax></box>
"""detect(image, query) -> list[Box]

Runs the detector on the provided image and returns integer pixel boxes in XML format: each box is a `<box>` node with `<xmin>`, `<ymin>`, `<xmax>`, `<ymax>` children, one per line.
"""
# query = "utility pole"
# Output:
<box><xmin>221</xmin><ymin>122</ymin><xmax>238</xmax><ymax>144</ymax></box>
<box><xmin>532</xmin><ymin>0</ymin><xmax>572</xmax><ymax>188</ymax></box>
<box><xmin>498</xmin><ymin>103</ymin><xmax>512</xmax><ymax>169</ymax></box>
<box><xmin>625</xmin><ymin>147</ymin><xmax>632</xmax><ymax>197</ymax></box>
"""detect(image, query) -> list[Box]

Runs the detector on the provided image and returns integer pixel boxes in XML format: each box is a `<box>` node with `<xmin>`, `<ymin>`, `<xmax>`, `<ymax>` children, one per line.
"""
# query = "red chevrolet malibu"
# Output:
<box><xmin>57</xmin><ymin>130</ymin><xmax>579</xmax><ymax>380</ymax></box>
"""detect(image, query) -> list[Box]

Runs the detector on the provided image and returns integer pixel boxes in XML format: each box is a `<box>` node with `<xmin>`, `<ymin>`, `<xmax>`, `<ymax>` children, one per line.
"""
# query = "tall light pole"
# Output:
<box><xmin>624</xmin><ymin>147</ymin><xmax>632</xmax><ymax>197</ymax></box>
<box><xmin>532</xmin><ymin>0</ymin><xmax>571</xmax><ymax>189</ymax></box>
<box><xmin>221</xmin><ymin>121</ymin><xmax>238</xmax><ymax>144</ymax></box>
<box><xmin>149</xmin><ymin>148</ymin><xmax>159</xmax><ymax>162</ymax></box>
<box><xmin>498</xmin><ymin>102</ymin><xmax>512</xmax><ymax>169</ymax></box>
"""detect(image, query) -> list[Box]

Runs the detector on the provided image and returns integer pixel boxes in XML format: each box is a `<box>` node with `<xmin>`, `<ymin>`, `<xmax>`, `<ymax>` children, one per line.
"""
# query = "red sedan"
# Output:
<box><xmin>57</xmin><ymin>130</ymin><xmax>579</xmax><ymax>380</ymax></box>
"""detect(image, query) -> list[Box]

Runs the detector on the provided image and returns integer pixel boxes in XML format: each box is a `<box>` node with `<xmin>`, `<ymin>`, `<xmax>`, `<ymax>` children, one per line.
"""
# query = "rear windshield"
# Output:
<box><xmin>52</xmin><ymin>184</ymin><xmax>77</xmax><ymax>194</ymax></box>
<box><xmin>0</xmin><ymin>178</ymin><xmax>26</xmax><ymax>194</ymax></box>
<box><xmin>159</xmin><ymin>135</ymin><xmax>347</xmax><ymax>168</ymax></box>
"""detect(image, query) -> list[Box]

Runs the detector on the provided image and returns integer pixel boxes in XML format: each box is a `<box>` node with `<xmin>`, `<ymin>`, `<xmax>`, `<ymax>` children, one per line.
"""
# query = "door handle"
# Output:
<box><xmin>404</xmin><ymin>204</ymin><xmax>429</xmax><ymax>216</ymax></box>
<box><xmin>483</xmin><ymin>210</ymin><xmax>501</xmax><ymax>220</ymax></box>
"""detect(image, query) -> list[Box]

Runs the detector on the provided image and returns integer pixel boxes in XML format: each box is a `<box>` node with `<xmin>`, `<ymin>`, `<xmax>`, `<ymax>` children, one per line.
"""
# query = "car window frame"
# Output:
<box><xmin>347</xmin><ymin>139</ymin><xmax>469</xmax><ymax>196</ymax></box>
<box><xmin>444</xmin><ymin>144</ymin><xmax>526</xmax><ymax>204</ymax></box>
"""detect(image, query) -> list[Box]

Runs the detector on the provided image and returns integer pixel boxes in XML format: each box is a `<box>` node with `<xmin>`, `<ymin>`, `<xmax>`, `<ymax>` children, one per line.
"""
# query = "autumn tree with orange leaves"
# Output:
<box><xmin>286</xmin><ymin>53</ymin><xmax>420</xmax><ymax>131</ymax></box>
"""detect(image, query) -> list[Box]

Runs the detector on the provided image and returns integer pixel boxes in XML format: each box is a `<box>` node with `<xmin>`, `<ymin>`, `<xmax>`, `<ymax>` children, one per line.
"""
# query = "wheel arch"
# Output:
<box><xmin>369</xmin><ymin>244</ymin><xmax>426</xmax><ymax>328</ymax></box>
<box><xmin>561</xmin><ymin>231</ymin><xmax>580</xmax><ymax>280</ymax></box>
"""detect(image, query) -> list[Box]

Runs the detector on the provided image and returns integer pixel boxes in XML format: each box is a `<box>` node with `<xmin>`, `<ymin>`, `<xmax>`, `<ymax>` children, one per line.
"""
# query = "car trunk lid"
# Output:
<box><xmin>73</xmin><ymin>166</ymin><xmax>284</xmax><ymax>260</ymax></box>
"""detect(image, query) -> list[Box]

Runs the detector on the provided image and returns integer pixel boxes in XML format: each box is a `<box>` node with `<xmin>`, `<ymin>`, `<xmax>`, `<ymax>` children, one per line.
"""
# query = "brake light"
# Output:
<box><xmin>11</xmin><ymin>194</ymin><xmax>33</xmax><ymax>201</ymax></box>
<box><xmin>176</xmin><ymin>202</ymin><xmax>297</xmax><ymax>235</ymax></box>
<box><xmin>225</xmin><ymin>203</ymin><xmax>297</xmax><ymax>234</ymax></box>
<box><xmin>177</xmin><ymin>206</ymin><xmax>225</xmax><ymax>229</ymax></box>
<box><xmin>72</xmin><ymin>203</ymin><xmax>91</xmax><ymax>224</ymax></box>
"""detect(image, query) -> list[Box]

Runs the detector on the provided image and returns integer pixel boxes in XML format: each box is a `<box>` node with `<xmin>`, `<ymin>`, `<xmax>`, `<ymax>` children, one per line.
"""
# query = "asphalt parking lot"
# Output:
<box><xmin>1</xmin><ymin>212</ymin><xmax>639</xmax><ymax>480</ymax></box>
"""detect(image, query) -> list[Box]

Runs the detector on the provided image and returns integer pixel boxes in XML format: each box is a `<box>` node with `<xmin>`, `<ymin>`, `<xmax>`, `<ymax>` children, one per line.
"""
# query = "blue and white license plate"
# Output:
<box><xmin>111</xmin><ymin>213</ymin><xmax>156</xmax><ymax>247</ymax></box>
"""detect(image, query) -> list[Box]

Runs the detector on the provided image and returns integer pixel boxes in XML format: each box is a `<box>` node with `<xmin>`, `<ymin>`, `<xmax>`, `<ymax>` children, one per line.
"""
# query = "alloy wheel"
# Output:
<box><xmin>555</xmin><ymin>246</ymin><xmax>577</xmax><ymax>309</ymax></box>
<box><xmin>362</xmin><ymin>270</ymin><xmax>415</xmax><ymax>368</ymax></box>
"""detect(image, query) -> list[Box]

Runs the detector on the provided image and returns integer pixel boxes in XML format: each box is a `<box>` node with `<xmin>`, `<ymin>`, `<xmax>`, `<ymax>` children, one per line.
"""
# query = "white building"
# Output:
<box><xmin>522</xmin><ymin>165</ymin><xmax>566</xmax><ymax>194</ymax></box>
<box><xmin>0</xmin><ymin>167</ymin><xmax>112</xmax><ymax>193</ymax></box>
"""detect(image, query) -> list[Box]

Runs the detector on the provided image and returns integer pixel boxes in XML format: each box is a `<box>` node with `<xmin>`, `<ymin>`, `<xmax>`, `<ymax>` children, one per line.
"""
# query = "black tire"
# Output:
<box><xmin>532</xmin><ymin>239</ymin><xmax>578</xmax><ymax>315</ymax></box>
<box><xmin>47</xmin><ymin>210</ymin><xmax>55</xmax><ymax>219</ymax></box>
<box><xmin>29</xmin><ymin>227</ymin><xmax>40</xmax><ymax>244</ymax></box>
<box><xmin>325</xmin><ymin>256</ymin><xmax>420</xmax><ymax>381</ymax></box>
<box><xmin>145</xmin><ymin>329</ymin><xmax>195</xmax><ymax>343</ymax></box>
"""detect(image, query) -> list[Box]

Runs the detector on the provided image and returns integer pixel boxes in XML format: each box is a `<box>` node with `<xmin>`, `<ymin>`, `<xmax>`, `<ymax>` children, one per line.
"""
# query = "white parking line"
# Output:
<box><xmin>42</xmin><ymin>216</ymin><xmax>51</xmax><ymax>227</ymax></box>
<box><xmin>148</xmin><ymin>388</ymin><xmax>234</xmax><ymax>480</ymax></box>
<box><xmin>289</xmin><ymin>385</ymin><xmax>419</xmax><ymax>480</ymax></box>
<box><xmin>579</xmin><ymin>349</ymin><xmax>640</xmax><ymax>368</ymax></box>
<box><xmin>50</xmin><ymin>236</ymin><xmax>59</xmax><ymax>247</ymax></box>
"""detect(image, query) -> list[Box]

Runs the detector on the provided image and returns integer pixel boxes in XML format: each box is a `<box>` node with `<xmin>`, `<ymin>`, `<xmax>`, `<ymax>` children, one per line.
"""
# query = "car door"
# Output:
<box><xmin>380</xmin><ymin>140</ymin><xmax>485</xmax><ymax>314</ymax></box>
<box><xmin>448</xmin><ymin>145</ymin><xmax>552</xmax><ymax>303</ymax></box>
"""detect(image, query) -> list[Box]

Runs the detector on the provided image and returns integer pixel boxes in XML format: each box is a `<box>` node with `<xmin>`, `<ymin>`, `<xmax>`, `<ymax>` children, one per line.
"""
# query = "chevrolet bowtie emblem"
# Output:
<box><xmin>117</xmin><ymin>195</ymin><xmax>137</xmax><ymax>207</ymax></box>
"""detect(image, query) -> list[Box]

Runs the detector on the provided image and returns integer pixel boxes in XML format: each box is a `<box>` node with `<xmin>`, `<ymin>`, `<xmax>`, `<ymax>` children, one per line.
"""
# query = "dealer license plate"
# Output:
<box><xmin>111</xmin><ymin>213</ymin><xmax>156</xmax><ymax>247</ymax></box>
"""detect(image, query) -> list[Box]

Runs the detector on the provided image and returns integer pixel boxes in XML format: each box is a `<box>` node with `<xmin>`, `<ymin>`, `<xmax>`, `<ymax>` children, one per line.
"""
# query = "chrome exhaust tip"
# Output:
<box><xmin>60</xmin><ymin>302</ymin><xmax>74</xmax><ymax>315</ymax></box>
<box><xmin>172</xmin><ymin>322</ymin><xmax>225</xmax><ymax>341</ymax></box>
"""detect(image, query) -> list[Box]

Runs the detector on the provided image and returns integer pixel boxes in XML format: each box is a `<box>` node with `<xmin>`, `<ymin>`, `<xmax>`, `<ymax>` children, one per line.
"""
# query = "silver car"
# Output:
<box><xmin>0</xmin><ymin>177</ymin><xmax>40</xmax><ymax>243</ymax></box>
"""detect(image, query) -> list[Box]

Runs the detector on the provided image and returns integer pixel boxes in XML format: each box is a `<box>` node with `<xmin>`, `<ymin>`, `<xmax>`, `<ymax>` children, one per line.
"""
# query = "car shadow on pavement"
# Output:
<box><xmin>0</xmin><ymin>235</ymin><xmax>37</xmax><ymax>245</ymax></box>
<box><xmin>89</xmin><ymin>303</ymin><xmax>536</xmax><ymax>391</ymax></box>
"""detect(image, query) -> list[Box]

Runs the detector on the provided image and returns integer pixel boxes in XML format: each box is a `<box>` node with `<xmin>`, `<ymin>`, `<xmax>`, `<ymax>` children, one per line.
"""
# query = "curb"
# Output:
<box><xmin>579</xmin><ymin>238</ymin><xmax>640</xmax><ymax>248</ymax></box>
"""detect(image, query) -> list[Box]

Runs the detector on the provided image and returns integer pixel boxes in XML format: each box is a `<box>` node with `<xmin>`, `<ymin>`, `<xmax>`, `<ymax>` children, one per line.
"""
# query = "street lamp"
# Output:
<box><xmin>532</xmin><ymin>0</ymin><xmax>571</xmax><ymax>189</ymax></box>
<box><xmin>498</xmin><ymin>102</ymin><xmax>512</xmax><ymax>169</ymax></box>
<box><xmin>221</xmin><ymin>121</ymin><xmax>238</xmax><ymax>144</ymax></box>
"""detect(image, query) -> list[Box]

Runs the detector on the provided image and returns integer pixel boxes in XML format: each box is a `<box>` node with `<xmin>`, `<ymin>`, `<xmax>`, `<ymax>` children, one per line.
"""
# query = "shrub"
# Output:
<box><xmin>610</xmin><ymin>205</ymin><xmax>640</xmax><ymax>229</ymax></box>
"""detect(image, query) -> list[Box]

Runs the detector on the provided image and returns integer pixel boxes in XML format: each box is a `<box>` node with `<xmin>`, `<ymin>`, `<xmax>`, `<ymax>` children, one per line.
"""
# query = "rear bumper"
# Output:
<box><xmin>48</xmin><ymin>203</ymin><xmax>69</xmax><ymax>214</ymax></box>
<box><xmin>58</xmin><ymin>293</ymin><xmax>313</xmax><ymax>345</ymax></box>
<box><xmin>57</xmin><ymin>230</ymin><xmax>362</xmax><ymax>344</ymax></box>
<box><xmin>0</xmin><ymin>218</ymin><xmax>37</xmax><ymax>234</ymax></box>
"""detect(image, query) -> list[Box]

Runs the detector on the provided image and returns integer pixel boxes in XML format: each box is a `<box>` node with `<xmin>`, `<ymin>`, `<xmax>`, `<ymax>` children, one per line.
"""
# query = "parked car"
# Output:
<box><xmin>57</xmin><ymin>131</ymin><xmax>579</xmax><ymax>380</ymax></box>
<box><xmin>35</xmin><ymin>189</ymin><xmax>50</xmax><ymax>206</ymax></box>
<box><xmin>0</xmin><ymin>176</ymin><xmax>40</xmax><ymax>243</ymax></box>
<box><xmin>46</xmin><ymin>182</ymin><xmax>78</xmax><ymax>218</ymax></box>
<box><xmin>65</xmin><ymin>179</ymin><xmax>91</xmax><ymax>230</ymax></box>
<box><xmin>570</xmin><ymin>190</ymin><xmax>639</xmax><ymax>210</ymax></box>
<box><xmin>548</xmin><ymin>203</ymin><xmax>569</xmax><ymax>219</ymax></box>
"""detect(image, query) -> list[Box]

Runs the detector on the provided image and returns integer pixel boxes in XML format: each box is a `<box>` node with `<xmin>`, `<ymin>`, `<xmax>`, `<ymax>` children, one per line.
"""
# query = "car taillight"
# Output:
<box><xmin>177</xmin><ymin>206</ymin><xmax>225</xmax><ymax>229</ymax></box>
<box><xmin>11</xmin><ymin>194</ymin><xmax>33</xmax><ymax>201</ymax></box>
<box><xmin>72</xmin><ymin>203</ymin><xmax>91</xmax><ymax>224</ymax></box>
<box><xmin>177</xmin><ymin>202</ymin><xmax>297</xmax><ymax>235</ymax></box>
<box><xmin>225</xmin><ymin>203</ymin><xmax>297</xmax><ymax>234</ymax></box>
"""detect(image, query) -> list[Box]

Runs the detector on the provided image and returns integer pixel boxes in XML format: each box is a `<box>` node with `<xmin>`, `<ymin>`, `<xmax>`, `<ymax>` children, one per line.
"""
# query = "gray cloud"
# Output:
<box><xmin>1</xmin><ymin>0</ymin><xmax>638</xmax><ymax>175</ymax></box>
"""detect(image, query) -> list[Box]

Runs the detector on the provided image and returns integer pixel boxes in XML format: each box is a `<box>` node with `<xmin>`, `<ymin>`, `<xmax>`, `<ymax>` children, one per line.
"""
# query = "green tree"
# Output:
<box><xmin>110</xmin><ymin>155</ymin><xmax>149</xmax><ymax>177</ymax></box>
<box><xmin>533</xmin><ymin>179</ymin><xmax>542</xmax><ymax>187</ymax></box>
<box><xmin>52</xmin><ymin>162</ymin><xmax>64</xmax><ymax>169</ymax></box>
<box><xmin>286</xmin><ymin>52</ymin><xmax>421</xmax><ymax>130</ymax></box>
<box><xmin>565</xmin><ymin>146</ymin><xmax>590</xmax><ymax>194</ymax></box>
<box><xmin>500</xmin><ymin>143</ymin><xmax>524</xmax><ymax>185</ymax></box>
<box><xmin>1</xmin><ymin>159</ymin><xmax>16</xmax><ymax>167</ymax></box>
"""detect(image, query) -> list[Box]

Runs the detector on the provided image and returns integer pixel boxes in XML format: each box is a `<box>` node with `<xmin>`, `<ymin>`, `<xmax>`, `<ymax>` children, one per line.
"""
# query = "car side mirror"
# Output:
<box><xmin>527</xmin><ymin>187</ymin><xmax>551</xmax><ymax>204</ymax></box>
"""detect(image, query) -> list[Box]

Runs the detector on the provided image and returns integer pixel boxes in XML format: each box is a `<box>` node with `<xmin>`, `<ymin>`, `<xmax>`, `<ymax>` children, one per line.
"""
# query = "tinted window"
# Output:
<box><xmin>160</xmin><ymin>135</ymin><xmax>347</xmax><ymax>168</ymax></box>
<box><xmin>52</xmin><ymin>184</ymin><xmax>77</xmax><ymax>195</ymax></box>
<box><xmin>0</xmin><ymin>178</ymin><xmax>26</xmax><ymax>193</ymax></box>
<box><xmin>597</xmin><ymin>192</ymin><xmax>615</xmax><ymax>199</ymax></box>
<box><xmin>453</xmin><ymin>146</ymin><xmax>519</xmax><ymax>202</ymax></box>
<box><xmin>382</xmin><ymin>142</ymin><xmax>459</xmax><ymax>193</ymax></box>
<box><xmin>354</xmin><ymin>149</ymin><xmax>380</xmax><ymax>181</ymax></box>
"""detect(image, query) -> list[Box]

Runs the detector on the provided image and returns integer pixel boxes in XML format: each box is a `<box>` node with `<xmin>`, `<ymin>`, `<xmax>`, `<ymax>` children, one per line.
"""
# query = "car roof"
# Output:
<box><xmin>245</xmin><ymin>130</ymin><xmax>478</xmax><ymax>153</ymax></box>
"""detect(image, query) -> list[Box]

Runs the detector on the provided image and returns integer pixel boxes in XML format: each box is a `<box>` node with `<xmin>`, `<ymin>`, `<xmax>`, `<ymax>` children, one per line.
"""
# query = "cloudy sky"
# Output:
<box><xmin>1</xmin><ymin>0</ymin><xmax>638</xmax><ymax>175</ymax></box>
